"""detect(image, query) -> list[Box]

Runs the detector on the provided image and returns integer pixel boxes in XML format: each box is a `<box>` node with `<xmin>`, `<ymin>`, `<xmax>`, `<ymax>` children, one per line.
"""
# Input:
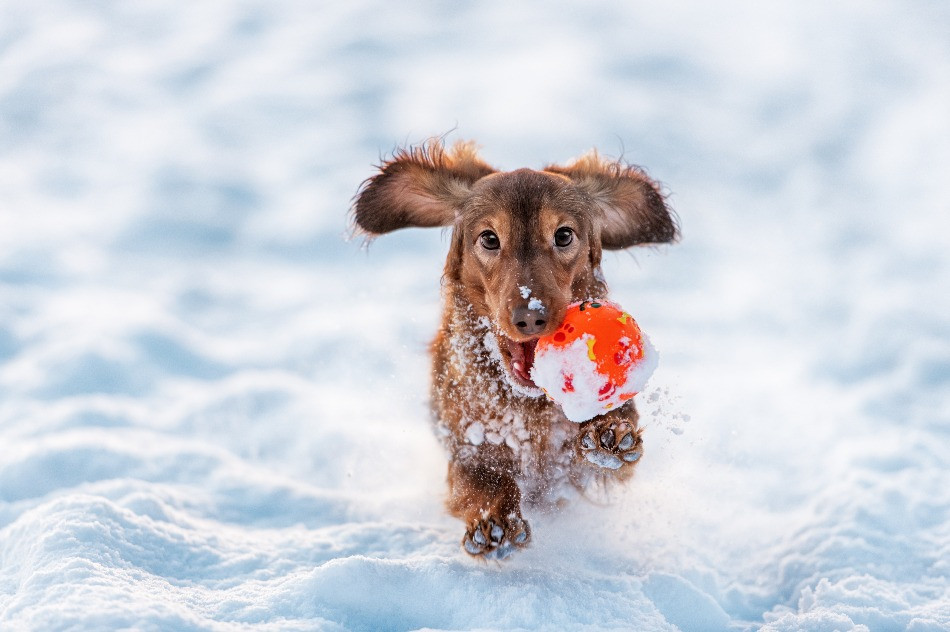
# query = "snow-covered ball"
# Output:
<box><xmin>530</xmin><ymin>300</ymin><xmax>657</xmax><ymax>422</ymax></box>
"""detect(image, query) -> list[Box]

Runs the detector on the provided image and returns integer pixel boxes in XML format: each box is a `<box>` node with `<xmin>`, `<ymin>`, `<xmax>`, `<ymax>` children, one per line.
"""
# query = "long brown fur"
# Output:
<box><xmin>353</xmin><ymin>139</ymin><xmax>677</xmax><ymax>559</ymax></box>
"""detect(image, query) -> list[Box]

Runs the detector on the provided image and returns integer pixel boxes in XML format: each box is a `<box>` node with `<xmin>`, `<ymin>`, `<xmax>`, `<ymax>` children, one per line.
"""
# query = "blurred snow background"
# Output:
<box><xmin>1</xmin><ymin>1</ymin><xmax>948</xmax><ymax>630</ymax></box>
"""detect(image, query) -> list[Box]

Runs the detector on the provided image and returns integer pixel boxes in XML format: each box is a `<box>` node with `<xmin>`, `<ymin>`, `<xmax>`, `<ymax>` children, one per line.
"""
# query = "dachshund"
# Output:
<box><xmin>353</xmin><ymin>139</ymin><xmax>677</xmax><ymax>559</ymax></box>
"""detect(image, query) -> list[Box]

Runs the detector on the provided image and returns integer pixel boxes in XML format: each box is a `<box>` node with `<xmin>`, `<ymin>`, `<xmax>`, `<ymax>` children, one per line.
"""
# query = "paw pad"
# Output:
<box><xmin>579</xmin><ymin>421</ymin><xmax>642</xmax><ymax>470</ymax></box>
<box><xmin>462</xmin><ymin>515</ymin><xmax>530</xmax><ymax>560</ymax></box>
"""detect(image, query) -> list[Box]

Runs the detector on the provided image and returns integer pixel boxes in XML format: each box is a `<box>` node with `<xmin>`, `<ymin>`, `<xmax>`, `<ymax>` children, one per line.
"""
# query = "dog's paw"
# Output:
<box><xmin>578</xmin><ymin>420</ymin><xmax>642</xmax><ymax>470</ymax></box>
<box><xmin>462</xmin><ymin>512</ymin><xmax>530</xmax><ymax>560</ymax></box>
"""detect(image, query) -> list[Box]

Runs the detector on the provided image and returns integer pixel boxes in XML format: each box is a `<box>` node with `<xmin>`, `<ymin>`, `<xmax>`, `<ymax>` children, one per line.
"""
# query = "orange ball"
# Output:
<box><xmin>530</xmin><ymin>300</ymin><xmax>657</xmax><ymax>422</ymax></box>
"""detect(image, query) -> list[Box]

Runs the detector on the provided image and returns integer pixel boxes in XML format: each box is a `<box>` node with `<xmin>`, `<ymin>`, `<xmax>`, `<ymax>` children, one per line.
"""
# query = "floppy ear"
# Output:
<box><xmin>546</xmin><ymin>152</ymin><xmax>678</xmax><ymax>249</ymax></box>
<box><xmin>353</xmin><ymin>139</ymin><xmax>496</xmax><ymax>236</ymax></box>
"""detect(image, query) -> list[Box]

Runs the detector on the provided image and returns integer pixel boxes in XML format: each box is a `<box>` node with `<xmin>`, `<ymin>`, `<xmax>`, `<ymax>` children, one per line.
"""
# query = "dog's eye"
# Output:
<box><xmin>479</xmin><ymin>230</ymin><xmax>500</xmax><ymax>250</ymax></box>
<box><xmin>554</xmin><ymin>227</ymin><xmax>574</xmax><ymax>248</ymax></box>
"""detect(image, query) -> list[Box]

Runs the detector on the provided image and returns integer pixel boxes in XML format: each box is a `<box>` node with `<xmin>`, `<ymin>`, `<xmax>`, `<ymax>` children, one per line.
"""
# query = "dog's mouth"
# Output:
<box><xmin>503</xmin><ymin>337</ymin><xmax>540</xmax><ymax>389</ymax></box>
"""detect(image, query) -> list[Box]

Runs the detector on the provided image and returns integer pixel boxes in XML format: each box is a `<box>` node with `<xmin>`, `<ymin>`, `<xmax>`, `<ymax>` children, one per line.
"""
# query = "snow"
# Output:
<box><xmin>1</xmin><ymin>1</ymin><xmax>949</xmax><ymax>630</ymax></box>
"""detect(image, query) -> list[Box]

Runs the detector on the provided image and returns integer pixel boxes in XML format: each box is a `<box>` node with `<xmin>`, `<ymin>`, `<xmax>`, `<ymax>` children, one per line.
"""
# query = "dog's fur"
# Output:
<box><xmin>353</xmin><ymin>140</ymin><xmax>677</xmax><ymax>559</ymax></box>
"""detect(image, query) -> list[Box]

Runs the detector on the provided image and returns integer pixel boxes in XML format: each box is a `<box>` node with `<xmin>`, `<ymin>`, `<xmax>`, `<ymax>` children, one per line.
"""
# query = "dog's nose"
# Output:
<box><xmin>512</xmin><ymin>306</ymin><xmax>547</xmax><ymax>336</ymax></box>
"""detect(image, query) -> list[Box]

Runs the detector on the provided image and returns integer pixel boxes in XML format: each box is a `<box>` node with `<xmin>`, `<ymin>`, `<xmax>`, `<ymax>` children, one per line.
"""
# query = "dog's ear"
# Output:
<box><xmin>546</xmin><ymin>152</ymin><xmax>678</xmax><ymax>249</ymax></box>
<box><xmin>353</xmin><ymin>140</ymin><xmax>496</xmax><ymax>236</ymax></box>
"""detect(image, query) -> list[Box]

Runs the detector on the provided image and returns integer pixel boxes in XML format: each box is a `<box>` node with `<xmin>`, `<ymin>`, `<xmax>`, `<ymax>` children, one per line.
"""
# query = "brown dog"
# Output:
<box><xmin>353</xmin><ymin>140</ymin><xmax>677</xmax><ymax>559</ymax></box>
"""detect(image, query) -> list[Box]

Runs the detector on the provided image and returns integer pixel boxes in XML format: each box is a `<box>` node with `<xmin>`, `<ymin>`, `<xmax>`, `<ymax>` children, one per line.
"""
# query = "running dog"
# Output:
<box><xmin>353</xmin><ymin>139</ymin><xmax>677</xmax><ymax>559</ymax></box>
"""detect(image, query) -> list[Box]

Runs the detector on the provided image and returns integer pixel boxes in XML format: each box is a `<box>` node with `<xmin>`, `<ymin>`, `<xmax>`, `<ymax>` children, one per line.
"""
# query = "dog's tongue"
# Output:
<box><xmin>508</xmin><ymin>339</ymin><xmax>538</xmax><ymax>385</ymax></box>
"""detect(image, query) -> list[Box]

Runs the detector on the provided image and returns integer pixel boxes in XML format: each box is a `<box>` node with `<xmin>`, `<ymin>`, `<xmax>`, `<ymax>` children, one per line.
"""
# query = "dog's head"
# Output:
<box><xmin>353</xmin><ymin>140</ymin><xmax>677</xmax><ymax>390</ymax></box>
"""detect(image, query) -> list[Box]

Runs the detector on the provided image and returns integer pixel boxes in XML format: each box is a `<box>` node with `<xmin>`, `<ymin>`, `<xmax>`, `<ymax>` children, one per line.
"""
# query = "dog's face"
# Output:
<box><xmin>451</xmin><ymin>169</ymin><xmax>601</xmax><ymax>388</ymax></box>
<box><xmin>353</xmin><ymin>141</ymin><xmax>677</xmax><ymax>391</ymax></box>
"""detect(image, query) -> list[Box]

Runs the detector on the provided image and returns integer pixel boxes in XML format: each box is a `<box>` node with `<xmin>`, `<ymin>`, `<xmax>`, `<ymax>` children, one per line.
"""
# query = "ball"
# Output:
<box><xmin>529</xmin><ymin>300</ymin><xmax>657</xmax><ymax>422</ymax></box>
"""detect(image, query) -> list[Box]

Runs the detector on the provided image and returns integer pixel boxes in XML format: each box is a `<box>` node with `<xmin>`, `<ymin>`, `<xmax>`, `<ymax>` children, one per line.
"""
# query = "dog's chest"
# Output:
<box><xmin>440</xmin><ymin>315</ymin><xmax>541</xmax><ymax>455</ymax></box>
<box><xmin>434</xmin><ymin>311</ymin><xmax>582</xmax><ymax>500</ymax></box>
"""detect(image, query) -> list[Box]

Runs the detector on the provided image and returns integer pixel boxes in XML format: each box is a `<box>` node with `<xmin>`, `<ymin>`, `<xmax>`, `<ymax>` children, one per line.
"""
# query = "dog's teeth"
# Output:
<box><xmin>623</xmin><ymin>450</ymin><xmax>642</xmax><ymax>463</ymax></box>
<box><xmin>618</xmin><ymin>433</ymin><xmax>634</xmax><ymax>450</ymax></box>
<box><xmin>581</xmin><ymin>432</ymin><xmax>595</xmax><ymax>450</ymax></box>
<box><xmin>464</xmin><ymin>538</ymin><xmax>481</xmax><ymax>554</ymax></box>
<box><xmin>472</xmin><ymin>528</ymin><xmax>487</xmax><ymax>545</ymax></box>
<box><xmin>515</xmin><ymin>530</ymin><xmax>528</xmax><ymax>544</ymax></box>
<box><xmin>600</xmin><ymin>430</ymin><xmax>616</xmax><ymax>449</ymax></box>
<box><xmin>512</xmin><ymin>360</ymin><xmax>524</xmax><ymax>374</ymax></box>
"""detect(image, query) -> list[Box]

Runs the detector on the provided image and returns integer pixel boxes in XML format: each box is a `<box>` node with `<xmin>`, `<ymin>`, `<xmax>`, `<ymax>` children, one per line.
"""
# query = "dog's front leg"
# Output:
<box><xmin>446</xmin><ymin>453</ymin><xmax>530</xmax><ymax>560</ymax></box>
<box><xmin>576</xmin><ymin>404</ymin><xmax>644</xmax><ymax>470</ymax></box>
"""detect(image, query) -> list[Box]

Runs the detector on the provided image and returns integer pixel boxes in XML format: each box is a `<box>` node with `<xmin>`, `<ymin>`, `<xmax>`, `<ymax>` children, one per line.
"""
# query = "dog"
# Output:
<box><xmin>353</xmin><ymin>140</ymin><xmax>677</xmax><ymax>559</ymax></box>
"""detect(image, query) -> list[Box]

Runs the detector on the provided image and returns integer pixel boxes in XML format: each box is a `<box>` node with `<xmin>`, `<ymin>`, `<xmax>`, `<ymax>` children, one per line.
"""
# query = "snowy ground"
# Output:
<box><xmin>2</xmin><ymin>1</ymin><xmax>949</xmax><ymax>630</ymax></box>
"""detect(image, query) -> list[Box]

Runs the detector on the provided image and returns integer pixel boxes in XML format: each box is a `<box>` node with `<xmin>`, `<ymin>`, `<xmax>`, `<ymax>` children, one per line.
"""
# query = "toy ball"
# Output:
<box><xmin>529</xmin><ymin>300</ymin><xmax>657</xmax><ymax>422</ymax></box>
